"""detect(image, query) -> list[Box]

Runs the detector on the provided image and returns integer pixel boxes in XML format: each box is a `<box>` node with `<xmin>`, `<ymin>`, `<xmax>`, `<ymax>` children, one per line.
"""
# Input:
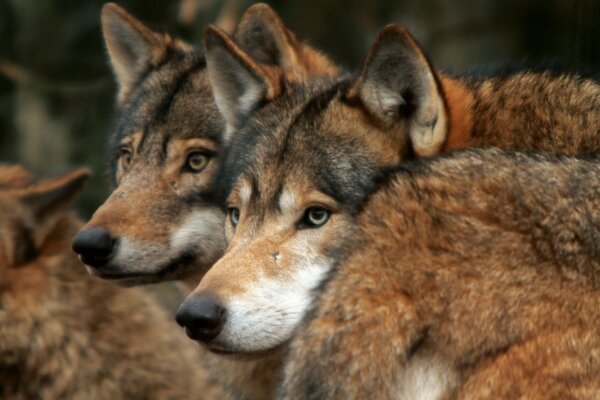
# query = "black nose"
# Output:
<box><xmin>176</xmin><ymin>294</ymin><xmax>226</xmax><ymax>342</ymax></box>
<box><xmin>72</xmin><ymin>227</ymin><xmax>115</xmax><ymax>268</ymax></box>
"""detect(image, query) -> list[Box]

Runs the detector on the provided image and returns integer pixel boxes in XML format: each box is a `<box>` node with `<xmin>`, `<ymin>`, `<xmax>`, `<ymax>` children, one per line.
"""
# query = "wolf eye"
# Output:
<box><xmin>186</xmin><ymin>152</ymin><xmax>210</xmax><ymax>172</ymax></box>
<box><xmin>301</xmin><ymin>207</ymin><xmax>330</xmax><ymax>228</ymax></box>
<box><xmin>120</xmin><ymin>147</ymin><xmax>132</xmax><ymax>169</ymax></box>
<box><xmin>229</xmin><ymin>208</ymin><xmax>240</xmax><ymax>228</ymax></box>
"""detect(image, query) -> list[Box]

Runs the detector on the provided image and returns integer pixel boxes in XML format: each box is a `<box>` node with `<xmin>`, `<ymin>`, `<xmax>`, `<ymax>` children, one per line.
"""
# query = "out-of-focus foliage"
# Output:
<box><xmin>0</xmin><ymin>0</ymin><xmax>599</xmax><ymax>217</ymax></box>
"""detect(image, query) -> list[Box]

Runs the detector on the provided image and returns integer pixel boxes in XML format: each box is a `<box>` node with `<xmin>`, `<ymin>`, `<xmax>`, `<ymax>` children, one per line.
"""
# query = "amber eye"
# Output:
<box><xmin>120</xmin><ymin>147</ymin><xmax>132</xmax><ymax>169</ymax></box>
<box><xmin>301</xmin><ymin>207</ymin><xmax>330</xmax><ymax>228</ymax></box>
<box><xmin>229</xmin><ymin>208</ymin><xmax>240</xmax><ymax>228</ymax></box>
<box><xmin>186</xmin><ymin>152</ymin><xmax>210</xmax><ymax>172</ymax></box>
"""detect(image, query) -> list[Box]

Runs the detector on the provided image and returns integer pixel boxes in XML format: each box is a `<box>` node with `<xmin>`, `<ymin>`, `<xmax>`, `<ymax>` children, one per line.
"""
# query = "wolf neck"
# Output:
<box><xmin>439</xmin><ymin>74</ymin><xmax>476</xmax><ymax>152</ymax></box>
<box><xmin>439</xmin><ymin>70</ymin><xmax>600</xmax><ymax>156</ymax></box>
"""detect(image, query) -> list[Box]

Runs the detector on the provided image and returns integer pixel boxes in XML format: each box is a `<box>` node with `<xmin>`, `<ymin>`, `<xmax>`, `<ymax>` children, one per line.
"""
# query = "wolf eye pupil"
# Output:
<box><xmin>229</xmin><ymin>208</ymin><xmax>240</xmax><ymax>227</ymax></box>
<box><xmin>305</xmin><ymin>207</ymin><xmax>330</xmax><ymax>228</ymax></box>
<box><xmin>187</xmin><ymin>152</ymin><xmax>209</xmax><ymax>172</ymax></box>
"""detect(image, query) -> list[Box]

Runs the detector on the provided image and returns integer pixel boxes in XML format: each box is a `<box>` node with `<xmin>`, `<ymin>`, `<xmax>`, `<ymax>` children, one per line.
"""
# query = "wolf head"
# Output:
<box><xmin>0</xmin><ymin>166</ymin><xmax>89</xmax><ymax>359</ymax></box>
<box><xmin>0</xmin><ymin>166</ymin><xmax>89</xmax><ymax>269</ymax></box>
<box><xmin>176</xmin><ymin>24</ymin><xmax>451</xmax><ymax>353</ymax></box>
<box><xmin>72</xmin><ymin>3</ymin><xmax>338</xmax><ymax>286</ymax></box>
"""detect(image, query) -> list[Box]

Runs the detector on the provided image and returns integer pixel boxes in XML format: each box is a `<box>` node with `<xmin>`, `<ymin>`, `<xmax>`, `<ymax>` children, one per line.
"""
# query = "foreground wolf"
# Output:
<box><xmin>71</xmin><ymin>3</ymin><xmax>338</xmax><ymax>398</ymax></box>
<box><xmin>0</xmin><ymin>166</ymin><xmax>222</xmax><ymax>399</ymax></box>
<box><xmin>177</xmin><ymin>23</ymin><xmax>600</xmax><ymax>344</ymax></box>
<box><xmin>277</xmin><ymin>150</ymin><xmax>600</xmax><ymax>399</ymax></box>
<box><xmin>175</xmin><ymin>23</ymin><xmax>600</xmax><ymax>397</ymax></box>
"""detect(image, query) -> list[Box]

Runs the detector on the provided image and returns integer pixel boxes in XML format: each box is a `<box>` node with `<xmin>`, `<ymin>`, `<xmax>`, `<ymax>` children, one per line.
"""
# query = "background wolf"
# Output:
<box><xmin>0</xmin><ymin>165</ymin><xmax>223</xmax><ymax>399</ymax></box>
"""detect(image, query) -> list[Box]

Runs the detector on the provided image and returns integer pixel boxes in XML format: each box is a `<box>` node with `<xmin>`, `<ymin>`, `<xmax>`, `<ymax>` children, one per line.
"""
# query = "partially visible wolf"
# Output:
<box><xmin>175</xmin><ymin>23</ymin><xmax>600</xmax><ymax>397</ymax></box>
<box><xmin>0</xmin><ymin>165</ymin><xmax>222</xmax><ymax>399</ymax></box>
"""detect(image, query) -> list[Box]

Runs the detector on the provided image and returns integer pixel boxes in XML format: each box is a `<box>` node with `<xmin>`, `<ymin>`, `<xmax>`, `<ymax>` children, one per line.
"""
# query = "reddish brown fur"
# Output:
<box><xmin>441</xmin><ymin>72</ymin><xmax>600</xmax><ymax>155</ymax></box>
<box><xmin>280</xmin><ymin>150</ymin><xmax>600</xmax><ymax>399</ymax></box>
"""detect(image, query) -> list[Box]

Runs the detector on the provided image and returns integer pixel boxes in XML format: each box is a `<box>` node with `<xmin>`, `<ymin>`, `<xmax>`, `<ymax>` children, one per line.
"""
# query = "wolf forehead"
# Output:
<box><xmin>218</xmin><ymin>79</ymin><xmax>382</xmax><ymax>212</ymax></box>
<box><xmin>107</xmin><ymin>52</ymin><xmax>222</xmax><ymax>170</ymax></box>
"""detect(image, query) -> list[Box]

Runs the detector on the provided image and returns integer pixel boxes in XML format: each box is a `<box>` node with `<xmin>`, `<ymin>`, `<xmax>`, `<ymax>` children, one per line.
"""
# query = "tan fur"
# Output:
<box><xmin>0</xmin><ymin>166</ymin><xmax>223</xmax><ymax>399</ymax></box>
<box><xmin>280</xmin><ymin>150</ymin><xmax>600</xmax><ymax>399</ymax></box>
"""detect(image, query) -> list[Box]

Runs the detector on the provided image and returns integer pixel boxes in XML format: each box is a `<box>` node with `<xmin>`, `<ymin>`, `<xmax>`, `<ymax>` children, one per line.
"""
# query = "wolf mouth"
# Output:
<box><xmin>204</xmin><ymin>342</ymin><xmax>286</xmax><ymax>360</ymax></box>
<box><xmin>98</xmin><ymin>251</ymin><xmax>198</xmax><ymax>283</ymax></box>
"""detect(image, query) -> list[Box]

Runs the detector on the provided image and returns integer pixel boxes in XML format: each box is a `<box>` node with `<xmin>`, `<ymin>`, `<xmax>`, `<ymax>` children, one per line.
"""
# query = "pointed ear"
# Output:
<box><xmin>346</xmin><ymin>25</ymin><xmax>448</xmax><ymax>157</ymax></box>
<box><xmin>204</xmin><ymin>25</ymin><xmax>282</xmax><ymax>141</ymax></box>
<box><xmin>234</xmin><ymin>3</ymin><xmax>338</xmax><ymax>80</ymax></box>
<box><xmin>19</xmin><ymin>168</ymin><xmax>90</xmax><ymax>224</ymax></box>
<box><xmin>101</xmin><ymin>3</ymin><xmax>166</xmax><ymax>102</ymax></box>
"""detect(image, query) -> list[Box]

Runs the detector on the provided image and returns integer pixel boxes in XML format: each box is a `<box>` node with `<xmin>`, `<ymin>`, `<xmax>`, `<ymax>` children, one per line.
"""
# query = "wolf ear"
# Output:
<box><xmin>19</xmin><ymin>168</ymin><xmax>90</xmax><ymax>231</ymax></box>
<box><xmin>234</xmin><ymin>3</ymin><xmax>338</xmax><ymax>79</ymax></box>
<box><xmin>101</xmin><ymin>3</ymin><xmax>165</xmax><ymax>102</ymax></box>
<box><xmin>204</xmin><ymin>25</ymin><xmax>282</xmax><ymax>141</ymax></box>
<box><xmin>346</xmin><ymin>24</ymin><xmax>448</xmax><ymax>157</ymax></box>
<box><xmin>0</xmin><ymin>165</ymin><xmax>35</xmax><ymax>190</ymax></box>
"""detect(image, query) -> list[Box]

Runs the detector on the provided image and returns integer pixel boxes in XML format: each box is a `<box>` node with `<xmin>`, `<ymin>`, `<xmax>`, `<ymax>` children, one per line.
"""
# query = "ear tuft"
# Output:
<box><xmin>347</xmin><ymin>24</ymin><xmax>447</xmax><ymax>157</ymax></box>
<box><xmin>101</xmin><ymin>3</ymin><xmax>166</xmax><ymax>102</ymax></box>
<box><xmin>204</xmin><ymin>25</ymin><xmax>281</xmax><ymax>141</ymax></box>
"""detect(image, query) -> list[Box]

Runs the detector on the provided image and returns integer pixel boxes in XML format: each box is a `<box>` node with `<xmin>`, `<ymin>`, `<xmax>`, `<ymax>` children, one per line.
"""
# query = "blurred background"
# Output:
<box><xmin>0</xmin><ymin>0</ymin><xmax>599</xmax><ymax>217</ymax></box>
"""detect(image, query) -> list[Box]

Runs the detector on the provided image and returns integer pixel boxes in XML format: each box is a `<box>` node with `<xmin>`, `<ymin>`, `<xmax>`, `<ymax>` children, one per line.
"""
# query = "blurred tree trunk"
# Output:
<box><xmin>15</xmin><ymin>87</ymin><xmax>69</xmax><ymax>171</ymax></box>
<box><xmin>9</xmin><ymin>0</ymin><xmax>71</xmax><ymax>173</ymax></box>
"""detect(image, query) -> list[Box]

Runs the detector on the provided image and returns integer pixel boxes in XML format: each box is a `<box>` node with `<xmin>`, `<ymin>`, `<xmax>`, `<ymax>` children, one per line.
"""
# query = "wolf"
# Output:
<box><xmin>175</xmin><ymin>23</ymin><xmax>600</xmax><ymax>397</ymax></box>
<box><xmin>70</xmin><ymin>3</ymin><xmax>339</xmax><ymax>398</ymax></box>
<box><xmin>0</xmin><ymin>165</ymin><xmax>223</xmax><ymax>399</ymax></box>
<box><xmin>277</xmin><ymin>149</ymin><xmax>600</xmax><ymax>399</ymax></box>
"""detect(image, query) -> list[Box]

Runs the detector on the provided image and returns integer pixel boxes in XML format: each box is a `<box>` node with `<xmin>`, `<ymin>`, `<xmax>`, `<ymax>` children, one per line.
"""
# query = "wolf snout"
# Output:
<box><xmin>72</xmin><ymin>227</ymin><xmax>115</xmax><ymax>268</ymax></box>
<box><xmin>176</xmin><ymin>294</ymin><xmax>226</xmax><ymax>343</ymax></box>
